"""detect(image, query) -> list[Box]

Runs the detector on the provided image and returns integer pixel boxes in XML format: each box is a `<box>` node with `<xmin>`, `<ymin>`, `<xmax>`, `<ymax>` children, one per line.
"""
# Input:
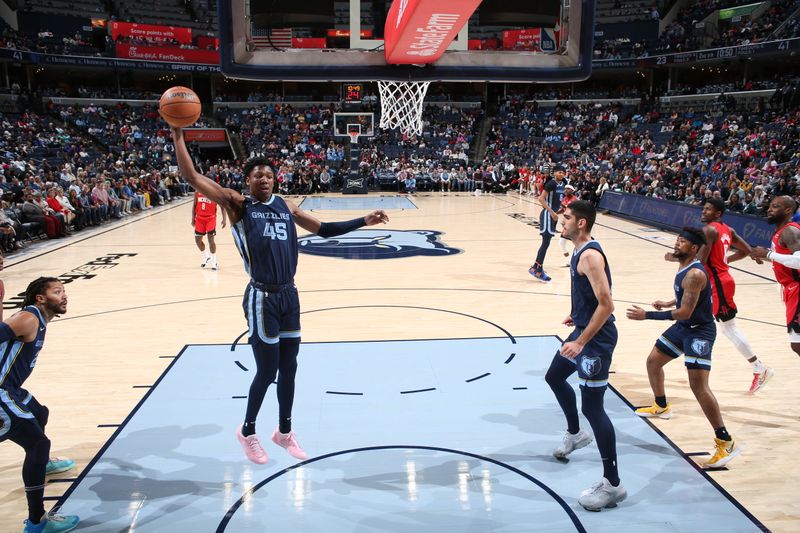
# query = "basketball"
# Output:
<box><xmin>159</xmin><ymin>86</ymin><xmax>201</xmax><ymax>128</ymax></box>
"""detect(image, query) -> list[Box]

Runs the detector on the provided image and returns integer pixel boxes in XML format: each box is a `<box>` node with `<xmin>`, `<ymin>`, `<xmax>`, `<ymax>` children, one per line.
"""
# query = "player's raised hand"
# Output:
<box><xmin>365</xmin><ymin>210</ymin><xmax>389</xmax><ymax>226</ymax></box>
<box><xmin>626</xmin><ymin>304</ymin><xmax>646</xmax><ymax>320</ymax></box>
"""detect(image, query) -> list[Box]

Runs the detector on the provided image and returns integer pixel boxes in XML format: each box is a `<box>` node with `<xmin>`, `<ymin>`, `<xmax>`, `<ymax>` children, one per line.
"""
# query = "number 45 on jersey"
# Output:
<box><xmin>264</xmin><ymin>222</ymin><xmax>288</xmax><ymax>240</ymax></box>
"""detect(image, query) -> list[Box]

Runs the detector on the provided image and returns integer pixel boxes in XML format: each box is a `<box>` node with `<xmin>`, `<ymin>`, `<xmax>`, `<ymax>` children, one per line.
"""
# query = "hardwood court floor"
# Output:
<box><xmin>0</xmin><ymin>192</ymin><xmax>796</xmax><ymax>532</ymax></box>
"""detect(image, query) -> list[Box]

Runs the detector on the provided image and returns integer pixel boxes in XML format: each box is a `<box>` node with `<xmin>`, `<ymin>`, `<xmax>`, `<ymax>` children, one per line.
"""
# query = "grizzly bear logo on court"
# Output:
<box><xmin>298</xmin><ymin>229</ymin><xmax>461</xmax><ymax>260</ymax></box>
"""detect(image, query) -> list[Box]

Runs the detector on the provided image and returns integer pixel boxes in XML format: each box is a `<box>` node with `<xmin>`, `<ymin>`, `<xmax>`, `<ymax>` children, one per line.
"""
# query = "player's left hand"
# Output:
<box><xmin>750</xmin><ymin>246</ymin><xmax>769</xmax><ymax>260</ymax></box>
<box><xmin>364</xmin><ymin>210</ymin><xmax>389</xmax><ymax>226</ymax></box>
<box><xmin>560</xmin><ymin>341</ymin><xmax>584</xmax><ymax>359</ymax></box>
<box><xmin>562</xmin><ymin>315</ymin><xmax>575</xmax><ymax>327</ymax></box>
<box><xmin>626</xmin><ymin>304</ymin><xmax>646</xmax><ymax>320</ymax></box>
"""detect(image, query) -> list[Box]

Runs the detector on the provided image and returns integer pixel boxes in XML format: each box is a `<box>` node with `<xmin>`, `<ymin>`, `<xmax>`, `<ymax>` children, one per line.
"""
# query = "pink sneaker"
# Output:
<box><xmin>236</xmin><ymin>425</ymin><xmax>268</xmax><ymax>464</ymax></box>
<box><xmin>271</xmin><ymin>428</ymin><xmax>308</xmax><ymax>460</ymax></box>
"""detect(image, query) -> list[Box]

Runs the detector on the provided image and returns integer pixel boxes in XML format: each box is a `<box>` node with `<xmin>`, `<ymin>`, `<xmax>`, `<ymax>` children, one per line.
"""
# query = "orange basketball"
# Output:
<box><xmin>159</xmin><ymin>86</ymin><xmax>202</xmax><ymax>128</ymax></box>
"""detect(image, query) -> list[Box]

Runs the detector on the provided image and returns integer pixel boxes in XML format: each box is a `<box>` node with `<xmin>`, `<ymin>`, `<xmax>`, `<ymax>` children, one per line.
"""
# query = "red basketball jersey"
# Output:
<box><xmin>706</xmin><ymin>221</ymin><xmax>732</xmax><ymax>275</ymax></box>
<box><xmin>195</xmin><ymin>192</ymin><xmax>217</xmax><ymax>218</ymax></box>
<box><xmin>772</xmin><ymin>222</ymin><xmax>800</xmax><ymax>286</ymax></box>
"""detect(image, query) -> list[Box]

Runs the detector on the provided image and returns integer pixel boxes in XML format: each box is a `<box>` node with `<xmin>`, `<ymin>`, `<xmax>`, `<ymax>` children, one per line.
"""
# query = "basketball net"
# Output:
<box><xmin>378</xmin><ymin>80</ymin><xmax>431</xmax><ymax>136</ymax></box>
<box><xmin>348</xmin><ymin>131</ymin><xmax>360</xmax><ymax>145</ymax></box>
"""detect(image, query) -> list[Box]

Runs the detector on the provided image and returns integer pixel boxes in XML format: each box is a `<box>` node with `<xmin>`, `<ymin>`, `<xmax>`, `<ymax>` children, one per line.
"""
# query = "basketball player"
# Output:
<box><xmin>1</xmin><ymin>278</ymin><xmax>80</xmax><ymax>533</ymax></box>
<box><xmin>545</xmin><ymin>200</ymin><xmax>626</xmax><ymax>511</ymax></box>
<box><xmin>557</xmin><ymin>184</ymin><xmax>578</xmax><ymax>266</ymax></box>
<box><xmin>627</xmin><ymin>227</ymin><xmax>741</xmax><ymax>468</ymax></box>
<box><xmin>192</xmin><ymin>191</ymin><xmax>227</xmax><ymax>271</ymax></box>
<box><xmin>665</xmin><ymin>198</ymin><xmax>773</xmax><ymax>392</ymax></box>
<box><xmin>750</xmin><ymin>195</ymin><xmax>800</xmax><ymax>357</ymax></box>
<box><xmin>172</xmin><ymin>127</ymin><xmax>389</xmax><ymax>464</ymax></box>
<box><xmin>529</xmin><ymin>164</ymin><xmax>567</xmax><ymax>282</ymax></box>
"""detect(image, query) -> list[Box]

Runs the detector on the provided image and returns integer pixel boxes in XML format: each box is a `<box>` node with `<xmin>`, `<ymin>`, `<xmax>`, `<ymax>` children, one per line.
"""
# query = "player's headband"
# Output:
<box><xmin>679</xmin><ymin>229</ymin><xmax>704</xmax><ymax>246</ymax></box>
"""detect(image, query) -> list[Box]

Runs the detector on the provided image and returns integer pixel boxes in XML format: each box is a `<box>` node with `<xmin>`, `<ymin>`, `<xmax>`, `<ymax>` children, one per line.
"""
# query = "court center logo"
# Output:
<box><xmin>298</xmin><ymin>229</ymin><xmax>461</xmax><ymax>260</ymax></box>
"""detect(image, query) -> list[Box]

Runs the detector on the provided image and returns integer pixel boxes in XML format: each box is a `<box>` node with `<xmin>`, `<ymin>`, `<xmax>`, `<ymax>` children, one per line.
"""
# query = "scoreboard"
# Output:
<box><xmin>343</xmin><ymin>83</ymin><xmax>364</xmax><ymax>103</ymax></box>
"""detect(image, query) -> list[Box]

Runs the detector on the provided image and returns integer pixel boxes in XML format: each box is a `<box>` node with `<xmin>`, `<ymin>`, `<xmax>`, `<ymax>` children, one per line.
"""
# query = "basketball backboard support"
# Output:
<box><xmin>218</xmin><ymin>1</ymin><xmax>595</xmax><ymax>83</ymax></box>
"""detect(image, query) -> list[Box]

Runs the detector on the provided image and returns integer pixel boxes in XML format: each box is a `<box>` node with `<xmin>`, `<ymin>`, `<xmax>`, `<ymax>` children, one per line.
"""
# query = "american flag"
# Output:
<box><xmin>250</xmin><ymin>26</ymin><xmax>292</xmax><ymax>49</ymax></box>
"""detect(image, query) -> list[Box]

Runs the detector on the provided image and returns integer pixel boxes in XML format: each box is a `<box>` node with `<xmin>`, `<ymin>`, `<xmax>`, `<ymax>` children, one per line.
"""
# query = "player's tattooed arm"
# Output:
<box><xmin>672</xmin><ymin>270</ymin><xmax>706</xmax><ymax>320</ymax></box>
<box><xmin>781</xmin><ymin>225</ymin><xmax>800</xmax><ymax>253</ymax></box>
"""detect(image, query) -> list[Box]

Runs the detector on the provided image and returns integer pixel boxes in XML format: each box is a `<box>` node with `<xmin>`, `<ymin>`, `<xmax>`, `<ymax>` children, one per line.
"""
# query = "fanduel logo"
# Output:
<box><xmin>407</xmin><ymin>13</ymin><xmax>460</xmax><ymax>56</ymax></box>
<box><xmin>298</xmin><ymin>229</ymin><xmax>461</xmax><ymax>260</ymax></box>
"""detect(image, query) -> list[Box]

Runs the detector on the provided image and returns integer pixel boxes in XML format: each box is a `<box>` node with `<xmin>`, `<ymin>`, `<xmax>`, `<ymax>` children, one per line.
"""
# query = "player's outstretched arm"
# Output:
<box><xmin>172</xmin><ymin>127</ymin><xmax>243</xmax><ymax>220</ymax></box>
<box><xmin>753</xmin><ymin>225</ymin><xmax>800</xmax><ymax>266</ymax></box>
<box><xmin>285</xmin><ymin>200</ymin><xmax>389</xmax><ymax>236</ymax></box>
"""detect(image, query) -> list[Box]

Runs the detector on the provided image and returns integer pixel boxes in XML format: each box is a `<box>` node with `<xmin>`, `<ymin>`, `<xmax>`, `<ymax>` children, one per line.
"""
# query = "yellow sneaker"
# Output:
<box><xmin>705</xmin><ymin>437</ymin><xmax>742</xmax><ymax>468</ymax></box>
<box><xmin>635</xmin><ymin>403</ymin><xmax>672</xmax><ymax>419</ymax></box>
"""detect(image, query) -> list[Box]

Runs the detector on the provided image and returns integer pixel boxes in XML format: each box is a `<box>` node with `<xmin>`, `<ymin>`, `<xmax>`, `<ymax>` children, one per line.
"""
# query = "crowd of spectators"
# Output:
<box><xmin>0</xmin><ymin>104</ymin><xmax>202</xmax><ymax>252</ymax></box>
<box><xmin>473</xmin><ymin>91</ymin><xmax>800</xmax><ymax>217</ymax></box>
<box><xmin>2</xmin><ymin>69</ymin><xmax>799</xmax><ymax>253</ymax></box>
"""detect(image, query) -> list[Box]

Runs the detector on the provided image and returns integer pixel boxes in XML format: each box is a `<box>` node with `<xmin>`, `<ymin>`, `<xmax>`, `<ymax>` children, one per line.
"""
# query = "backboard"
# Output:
<box><xmin>333</xmin><ymin>112</ymin><xmax>375</xmax><ymax>141</ymax></box>
<box><xmin>218</xmin><ymin>0</ymin><xmax>595</xmax><ymax>83</ymax></box>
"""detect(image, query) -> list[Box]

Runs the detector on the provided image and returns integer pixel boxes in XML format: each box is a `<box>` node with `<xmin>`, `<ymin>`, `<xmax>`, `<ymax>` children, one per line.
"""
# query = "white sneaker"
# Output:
<box><xmin>553</xmin><ymin>429</ymin><xmax>593</xmax><ymax>459</ymax></box>
<box><xmin>201</xmin><ymin>253</ymin><xmax>210</xmax><ymax>268</ymax></box>
<box><xmin>210</xmin><ymin>259</ymin><xmax>218</xmax><ymax>271</ymax></box>
<box><xmin>579</xmin><ymin>478</ymin><xmax>627</xmax><ymax>511</ymax></box>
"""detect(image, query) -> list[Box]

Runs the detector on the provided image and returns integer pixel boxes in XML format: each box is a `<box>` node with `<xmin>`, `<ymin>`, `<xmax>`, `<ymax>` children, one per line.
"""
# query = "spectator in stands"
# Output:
<box><xmin>404</xmin><ymin>169</ymin><xmax>417</xmax><ymax>194</ymax></box>
<box><xmin>78</xmin><ymin>184</ymin><xmax>101</xmax><ymax>226</ymax></box>
<box><xmin>0</xmin><ymin>203</ymin><xmax>20</xmax><ymax>251</ymax></box>
<box><xmin>45</xmin><ymin>188</ymin><xmax>75</xmax><ymax>227</ymax></box>
<box><xmin>727</xmin><ymin>192</ymin><xmax>745</xmax><ymax>213</ymax></box>
<box><xmin>319</xmin><ymin>166</ymin><xmax>331</xmax><ymax>192</ymax></box>
<box><xmin>22</xmin><ymin>190</ymin><xmax>64</xmax><ymax>238</ymax></box>
<box><xmin>90</xmin><ymin>180</ymin><xmax>110</xmax><ymax>220</ymax></box>
<box><xmin>34</xmin><ymin>190</ymin><xmax>68</xmax><ymax>233</ymax></box>
<box><xmin>67</xmin><ymin>188</ymin><xmax>89</xmax><ymax>230</ymax></box>
<box><xmin>742</xmin><ymin>192</ymin><xmax>759</xmax><ymax>215</ymax></box>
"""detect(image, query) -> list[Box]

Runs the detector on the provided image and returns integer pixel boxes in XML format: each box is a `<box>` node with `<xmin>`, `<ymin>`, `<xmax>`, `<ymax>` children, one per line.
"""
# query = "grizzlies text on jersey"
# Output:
<box><xmin>232</xmin><ymin>195</ymin><xmax>298</xmax><ymax>285</ymax></box>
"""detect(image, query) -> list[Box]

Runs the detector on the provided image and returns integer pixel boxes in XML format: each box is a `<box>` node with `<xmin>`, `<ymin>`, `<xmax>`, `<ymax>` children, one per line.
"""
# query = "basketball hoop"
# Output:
<box><xmin>348</xmin><ymin>131</ymin><xmax>360</xmax><ymax>145</ymax></box>
<box><xmin>378</xmin><ymin>80</ymin><xmax>431</xmax><ymax>136</ymax></box>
